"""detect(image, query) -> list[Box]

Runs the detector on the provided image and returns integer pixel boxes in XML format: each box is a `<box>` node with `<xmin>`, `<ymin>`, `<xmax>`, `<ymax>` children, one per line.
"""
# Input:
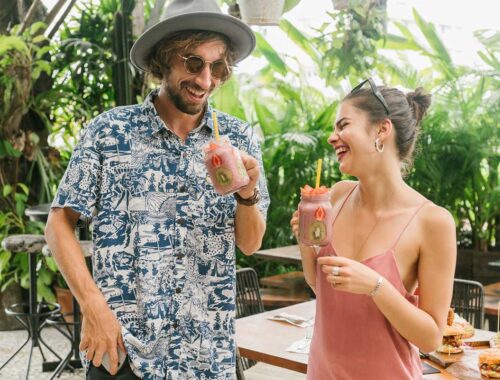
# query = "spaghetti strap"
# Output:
<box><xmin>332</xmin><ymin>183</ymin><xmax>358</xmax><ymax>226</ymax></box>
<box><xmin>391</xmin><ymin>200</ymin><xmax>430</xmax><ymax>250</ymax></box>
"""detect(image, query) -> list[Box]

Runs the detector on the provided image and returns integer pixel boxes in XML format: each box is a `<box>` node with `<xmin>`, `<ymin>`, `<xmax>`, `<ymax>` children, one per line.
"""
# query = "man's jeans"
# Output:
<box><xmin>87</xmin><ymin>361</ymin><xmax>140</xmax><ymax>380</ymax></box>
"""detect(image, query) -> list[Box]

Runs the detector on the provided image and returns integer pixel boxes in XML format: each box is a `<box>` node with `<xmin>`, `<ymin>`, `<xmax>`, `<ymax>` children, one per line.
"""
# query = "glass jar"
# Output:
<box><xmin>298</xmin><ymin>190</ymin><xmax>333</xmax><ymax>247</ymax></box>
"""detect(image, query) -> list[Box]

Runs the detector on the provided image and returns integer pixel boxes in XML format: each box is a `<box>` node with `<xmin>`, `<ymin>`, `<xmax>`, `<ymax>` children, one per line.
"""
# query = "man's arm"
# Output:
<box><xmin>234</xmin><ymin>154</ymin><xmax>266</xmax><ymax>255</ymax></box>
<box><xmin>45</xmin><ymin>207</ymin><xmax>125</xmax><ymax>375</ymax></box>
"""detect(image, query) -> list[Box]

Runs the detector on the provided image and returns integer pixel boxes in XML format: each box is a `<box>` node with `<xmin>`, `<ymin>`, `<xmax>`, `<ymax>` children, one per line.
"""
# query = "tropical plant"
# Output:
<box><xmin>381</xmin><ymin>10</ymin><xmax>500</xmax><ymax>250</ymax></box>
<box><xmin>309</xmin><ymin>0</ymin><xmax>388</xmax><ymax>84</ymax></box>
<box><xmin>0</xmin><ymin>196</ymin><xmax>60</xmax><ymax>303</ymax></box>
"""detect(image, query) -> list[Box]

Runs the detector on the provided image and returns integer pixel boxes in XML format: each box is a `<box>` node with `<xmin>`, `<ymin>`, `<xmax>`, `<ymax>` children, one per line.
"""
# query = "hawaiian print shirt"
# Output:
<box><xmin>52</xmin><ymin>89</ymin><xmax>270</xmax><ymax>380</ymax></box>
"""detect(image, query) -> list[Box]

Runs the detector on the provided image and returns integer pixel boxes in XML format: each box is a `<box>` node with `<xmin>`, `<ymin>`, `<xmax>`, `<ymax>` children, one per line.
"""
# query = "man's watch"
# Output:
<box><xmin>234</xmin><ymin>188</ymin><xmax>261</xmax><ymax>206</ymax></box>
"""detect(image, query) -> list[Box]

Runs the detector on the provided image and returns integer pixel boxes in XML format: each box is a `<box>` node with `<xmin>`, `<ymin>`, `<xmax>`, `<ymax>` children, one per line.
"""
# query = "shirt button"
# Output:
<box><xmin>179</xmin><ymin>185</ymin><xmax>187</xmax><ymax>193</ymax></box>
<box><xmin>177</xmin><ymin>253</ymin><xmax>184</xmax><ymax>259</ymax></box>
<box><xmin>172</xmin><ymin>322</ymin><xmax>178</xmax><ymax>329</ymax></box>
<box><xmin>175</xmin><ymin>287</ymin><xmax>182</xmax><ymax>294</ymax></box>
<box><xmin>177</xmin><ymin>218</ymin><xmax>186</xmax><ymax>226</ymax></box>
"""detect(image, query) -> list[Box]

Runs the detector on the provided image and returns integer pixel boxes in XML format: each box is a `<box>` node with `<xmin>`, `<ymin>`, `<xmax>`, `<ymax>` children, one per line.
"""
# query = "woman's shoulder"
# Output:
<box><xmin>418</xmin><ymin>202</ymin><xmax>456</xmax><ymax>235</ymax></box>
<box><xmin>330</xmin><ymin>180</ymin><xmax>357</xmax><ymax>203</ymax></box>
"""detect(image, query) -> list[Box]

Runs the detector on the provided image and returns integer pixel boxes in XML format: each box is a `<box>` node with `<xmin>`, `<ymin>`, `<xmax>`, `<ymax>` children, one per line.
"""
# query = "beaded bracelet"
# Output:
<box><xmin>369</xmin><ymin>276</ymin><xmax>384</xmax><ymax>297</ymax></box>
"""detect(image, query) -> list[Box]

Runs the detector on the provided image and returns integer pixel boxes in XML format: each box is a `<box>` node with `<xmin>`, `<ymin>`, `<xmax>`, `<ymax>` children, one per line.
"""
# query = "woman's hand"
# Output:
<box><xmin>290</xmin><ymin>210</ymin><xmax>300</xmax><ymax>240</ymax></box>
<box><xmin>317</xmin><ymin>255</ymin><xmax>381</xmax><ymax>296</ymax></box>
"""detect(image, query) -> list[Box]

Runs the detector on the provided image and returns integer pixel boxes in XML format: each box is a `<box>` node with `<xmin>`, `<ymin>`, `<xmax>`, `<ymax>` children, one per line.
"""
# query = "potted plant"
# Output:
<box><xmin>53</xmin><ymin>274</ymin><xmax>74</xmax><ymax>322</ymax></box>
<box><xmin>222</xmin><ymin>0</ymin><xmax>299</xmax><ymax>26</ymax></box>
<box><xmin>237</xmin><ymin>0</ymin><xmax>285</xmax><ymax>25</ymax></box>
<box><xmin>332</xmin><ymin>0</ymin><xmax>387</xmax><ymax>11</ymax></box>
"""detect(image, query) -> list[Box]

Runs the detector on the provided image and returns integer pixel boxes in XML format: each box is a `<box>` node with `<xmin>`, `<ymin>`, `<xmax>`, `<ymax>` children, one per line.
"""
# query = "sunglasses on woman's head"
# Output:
<box><xmin>351</xmin><ymin>78</ymin><xmax>390</xmax><ymax>115</ymax></box>
<box><xmin>178</xmin><ymin>54</ymin><xmax>230</xmax><ymax>80</ymax></box>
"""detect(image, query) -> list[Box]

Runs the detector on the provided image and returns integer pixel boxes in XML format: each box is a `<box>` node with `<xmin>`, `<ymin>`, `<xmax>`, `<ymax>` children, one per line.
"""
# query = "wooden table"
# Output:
<box><xmin>488</xmin><ymin>260</ymin><xmax>500</xmax><ymax>272</ymax></box>
<box><xmin>253</xmin><ymin>245</ymin><xmax>302</xmax><ymax>264</ymax></box>
<box><xmin>236</xmin><ymin>301</ymin><xmax>481</xmax><ymax>379</ymax></box>
<box><xmin>236</xmin><ymin>301</ymin><xmax>314</xmax><ymax>373</ymax></box>
<box><xmin>483</xmin><ymin>282</ymin><xmax>499</xmax><ymax>331</ymax></box>
<box><xmin>484</xmin><ymin>282</ymin><xmax>500</xmax><ymax>296</ymax></box>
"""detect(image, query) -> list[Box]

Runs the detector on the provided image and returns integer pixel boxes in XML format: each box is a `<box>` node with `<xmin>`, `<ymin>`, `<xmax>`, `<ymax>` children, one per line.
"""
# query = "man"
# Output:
<box><xmin>44</xmin><ymin>0</ymin><xmax>269</xmax><ymax>378</ymax></box>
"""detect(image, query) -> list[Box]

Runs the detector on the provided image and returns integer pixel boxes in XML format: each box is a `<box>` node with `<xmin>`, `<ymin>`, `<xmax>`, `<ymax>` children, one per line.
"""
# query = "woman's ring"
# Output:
<box><xmin>331</xmin><ymin>266</ymin><xmax>341</xmax><ymax>277</ymax></box>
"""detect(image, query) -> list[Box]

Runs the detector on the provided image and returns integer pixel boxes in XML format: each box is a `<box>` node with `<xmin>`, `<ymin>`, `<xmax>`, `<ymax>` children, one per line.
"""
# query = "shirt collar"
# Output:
<box><xmin>141</xmin><ymin>89</ymin><xmax>214</xmax><ymax>137</ymax></box>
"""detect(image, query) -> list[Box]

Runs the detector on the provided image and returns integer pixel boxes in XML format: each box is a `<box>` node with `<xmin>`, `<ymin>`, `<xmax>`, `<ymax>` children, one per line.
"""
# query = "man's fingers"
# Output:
<box><xmin>106</xmin><ymin>348</ymin><xmax>119</xmax><ymax>375</ymax></box>
<box><xmin>92</xmin><ymin>348</ymin><xmax>106</xmax><ymax>368</ymax></box>
<box><xmin>85</xmin><ymin>346</ymin><xmax>96</xmax><ymax>361</ymax></box>
<box><xmin>79</xmin><ymin>335</ymin><xmax>89</xmax><ymax>352</ymax></box>
<box><xmin>118</xmin><ymin>335</ymin><xmax>126</xmax><ymax>352</ymax></box>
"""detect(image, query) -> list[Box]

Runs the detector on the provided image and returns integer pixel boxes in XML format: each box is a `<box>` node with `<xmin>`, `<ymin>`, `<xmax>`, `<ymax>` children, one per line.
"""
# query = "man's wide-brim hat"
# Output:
<box><xmin>130</xmin><ymin>0</ymin><xmax>256</xmax><ymax>72</ymax></box>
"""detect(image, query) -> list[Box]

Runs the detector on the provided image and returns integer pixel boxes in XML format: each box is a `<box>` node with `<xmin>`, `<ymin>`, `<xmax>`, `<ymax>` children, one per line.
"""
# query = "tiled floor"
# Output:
<box><xmin>0</xmin><ymin>327</ymin><xmax>85</xmax><ymax>379</ymax></box>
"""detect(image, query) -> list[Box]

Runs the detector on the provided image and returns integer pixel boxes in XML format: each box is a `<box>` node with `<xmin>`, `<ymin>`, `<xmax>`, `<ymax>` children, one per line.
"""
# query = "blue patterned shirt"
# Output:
<box><xmin>53</xmin><ymin>89</ymin><xmax>269</xmax><ymax>379</ymax></box>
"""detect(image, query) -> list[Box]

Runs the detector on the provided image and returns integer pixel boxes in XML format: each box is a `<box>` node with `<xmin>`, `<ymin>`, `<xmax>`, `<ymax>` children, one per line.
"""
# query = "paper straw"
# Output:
<box><xmin>212</xmin><ymin>111</ymin><xmax>220</xmax><ymax>141</ymax></box>
<box><xmin>497</xmin><ymin>301</ymin><xmax>499</xmax><ymax>333</ymax></box>
<box><xmin>315</xmin><ymin>159</ymin><xmax>322</xmax><ymax>189</ymax></box>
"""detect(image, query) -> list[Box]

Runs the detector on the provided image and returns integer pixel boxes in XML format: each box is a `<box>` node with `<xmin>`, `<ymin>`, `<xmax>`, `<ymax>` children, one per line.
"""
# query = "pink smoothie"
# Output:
<box><xmin>299</xmin><ymin>187</ymin><xmax>334</xmax><ymax>246</ymax></box>
<box><xmin>204</xmin><ymin>137</ymin><xmax>250</xmax><ymax>195</ymax></box>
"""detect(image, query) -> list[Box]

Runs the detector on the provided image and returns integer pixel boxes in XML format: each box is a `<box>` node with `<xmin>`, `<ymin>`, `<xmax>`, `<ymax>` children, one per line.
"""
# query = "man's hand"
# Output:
<box><xmin>80</xmin><ymin>297</ymin><xmax>126</xmax><ymax>375</ymax></box>
<box><xmin>236</xmin><ymin>151</ymin><xmax>260</xmax><ymax>199</ymax></box>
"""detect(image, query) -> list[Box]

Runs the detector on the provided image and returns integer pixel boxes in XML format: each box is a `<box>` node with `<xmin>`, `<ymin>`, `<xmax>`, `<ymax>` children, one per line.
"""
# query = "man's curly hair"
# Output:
<box><xmin>146</xmin><ymin>30</ymin><xmax>237</xmax><ymax>83</ymax></box>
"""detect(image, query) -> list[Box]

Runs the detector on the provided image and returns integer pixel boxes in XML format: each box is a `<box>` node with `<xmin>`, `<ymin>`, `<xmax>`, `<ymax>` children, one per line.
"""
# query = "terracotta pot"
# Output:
<box><xmin>54</xmin><ymin>286</ymin><xmax>74</xmax><ymax>323</ymax></box>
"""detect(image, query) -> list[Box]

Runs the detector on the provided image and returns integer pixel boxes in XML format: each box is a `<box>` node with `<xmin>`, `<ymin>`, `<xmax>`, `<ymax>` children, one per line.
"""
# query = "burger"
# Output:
<box><xmin>436</xmin><ymin>324</ymin><xmax>464</xmax><ymax>354</ymax></box>
<box><xmin>478</xmin><ymin>348</ymin><xmax>500</xmax><ymax>378</ymax></box>
<box><xmin>454</xmin><ymin>314</ymin><xmax>475</xmax><ymax>339</ymax></box>
<box><xmin>491</xmin><ymin>332</ymin><xmax>500</xmax><ymax>348</ymax></box>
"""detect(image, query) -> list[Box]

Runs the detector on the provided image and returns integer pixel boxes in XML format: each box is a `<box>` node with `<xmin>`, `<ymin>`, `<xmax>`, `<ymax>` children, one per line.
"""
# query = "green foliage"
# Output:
<box><xmin>0</xmin><ymin>206</ymin><xmax>58</xmax><ymax>303</ymax></box>
<box><xmin>310</xmin><ymin>0</ymin><xmax>387</xmax><ymax>84</ymax></box>
<box><xmin>0</xmin><ymin>22</ymin><xmax>53</xmax><ymax>140</ymax></box>
<box><xmin>2</xmin><ymin>1</ymin><xmax>498</xmax><ymax>288</ymax></box>
<box><xmin>382</xmin><ymin>9</ymin><xmax>500</xmax><ymax>250</ymax></box>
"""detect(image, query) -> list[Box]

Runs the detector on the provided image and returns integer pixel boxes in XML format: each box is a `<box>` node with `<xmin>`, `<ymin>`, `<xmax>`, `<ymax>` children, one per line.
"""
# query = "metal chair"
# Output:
<box><xmin>451</xmin><ymin>278</ymin><xmax>485</xmax><ymax>328</ymax></box>
<box><xmin>236</xmin><ymin>268</ymin><xmax>265</xmax><ymax>319</ymax></box>
<box><xmin>236</xmin><ymin>268</ymin><xmax>265</xmax><ymax>376</ymax></box>
<box><xmin>235</xmin><ymin>268</ymin><xmax>308</xmax><ymax>380</ymax></box>
<box><xmin>0</xmin><ymin>235</ymin><xmax>63</xmax><ymax>379</ymax></box>
<box><xmin>42</xmin><ymin>241</ymin><xmax>93</xmax><ymax>379</ymax></box>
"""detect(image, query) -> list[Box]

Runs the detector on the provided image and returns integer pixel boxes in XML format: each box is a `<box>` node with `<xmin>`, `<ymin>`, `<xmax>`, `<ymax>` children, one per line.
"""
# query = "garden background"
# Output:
<box><xmin>0</xmin><ymin>0</ymin><xmax>499</xmax><ymax>310</ymax></box>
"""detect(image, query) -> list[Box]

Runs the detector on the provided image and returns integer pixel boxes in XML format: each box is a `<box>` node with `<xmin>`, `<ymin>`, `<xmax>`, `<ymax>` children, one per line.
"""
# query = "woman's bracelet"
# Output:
<box><xmin>369</xmin><ymin>276</ymin><xmax>384</xmax><ymax>297</ymax></box>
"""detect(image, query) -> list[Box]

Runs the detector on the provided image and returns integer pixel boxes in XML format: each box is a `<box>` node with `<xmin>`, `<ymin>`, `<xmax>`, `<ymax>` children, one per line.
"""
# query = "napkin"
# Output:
<box><xmin>267</xmin><ymin>313</ymin><xmax>314</xmax><ymax>328</ymax></box>
<box><xmin>285</xmin><ymin>337</ymin><xmax>311</xmax><ymax>354</ymax></box>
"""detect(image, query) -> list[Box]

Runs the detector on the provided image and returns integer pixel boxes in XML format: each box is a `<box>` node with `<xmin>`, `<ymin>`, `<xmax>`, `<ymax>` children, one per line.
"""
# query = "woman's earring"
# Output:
<box><xmin>374</xmin><ymin>138</ymin><xmax>384</xmax><ymax>153</ymax></box>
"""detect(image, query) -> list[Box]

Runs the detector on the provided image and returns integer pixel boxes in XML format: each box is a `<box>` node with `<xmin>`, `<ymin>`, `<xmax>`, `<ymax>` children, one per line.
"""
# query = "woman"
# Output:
<box><xmin>290</xmin><ymin>79</ymin><xmax>456</xmax><ymax>379</ymax></box>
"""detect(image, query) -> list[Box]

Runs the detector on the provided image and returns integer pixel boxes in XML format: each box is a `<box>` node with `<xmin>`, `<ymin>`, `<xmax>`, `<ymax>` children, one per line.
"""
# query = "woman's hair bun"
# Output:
<box><xmin>406</xmin><ymin>87</ymin><xmax>432</xmax><ymax>124</ymax></box>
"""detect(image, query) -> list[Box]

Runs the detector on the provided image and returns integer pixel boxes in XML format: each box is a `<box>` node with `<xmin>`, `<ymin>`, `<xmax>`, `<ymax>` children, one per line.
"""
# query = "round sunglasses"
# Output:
<box><xmin>178</xmin><ymin>54</ymin><xmax>231</xmax><ymax>81</ymax></box>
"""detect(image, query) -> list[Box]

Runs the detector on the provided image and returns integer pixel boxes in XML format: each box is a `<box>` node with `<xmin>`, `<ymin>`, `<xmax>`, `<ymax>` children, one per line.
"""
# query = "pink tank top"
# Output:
<box><xmin>307</xmin><ymin>186</ymin><xmax>427</xmax><ymax>380</ymax></box>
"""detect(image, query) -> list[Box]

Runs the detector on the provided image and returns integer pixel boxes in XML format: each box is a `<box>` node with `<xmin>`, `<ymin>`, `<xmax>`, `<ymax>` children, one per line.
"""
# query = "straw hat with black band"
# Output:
<box><xmin>130</xmin><ymin>0</ymin><xmax>256</xmax><ymax>72</ymax></box>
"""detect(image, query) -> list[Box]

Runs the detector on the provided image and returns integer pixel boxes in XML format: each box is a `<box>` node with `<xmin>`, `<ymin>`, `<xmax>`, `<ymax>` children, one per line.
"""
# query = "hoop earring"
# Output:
<box><xmin>374</xmin><ymin>138</ymin><xmax>384</xmax><ymax>153</ymax></box>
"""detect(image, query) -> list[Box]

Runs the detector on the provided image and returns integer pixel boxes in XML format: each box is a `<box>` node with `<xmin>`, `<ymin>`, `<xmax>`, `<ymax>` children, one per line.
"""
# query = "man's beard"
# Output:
<box><xmin>166</xmin><ymin>82</ymin><xmax>211</xmax><ymax>115</ymax></box>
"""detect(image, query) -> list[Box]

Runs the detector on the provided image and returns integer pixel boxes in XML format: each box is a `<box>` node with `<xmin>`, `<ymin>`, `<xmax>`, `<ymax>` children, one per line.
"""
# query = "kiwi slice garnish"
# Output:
<box><xmin>309</xmin><ymin>221</ymin><xmax>326</xmax><ymax>243</ymax></box>
<box><xmin>215</xmin><ymin>167</ymin><xmax>233</xmax><ymax>187</ymax></box>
